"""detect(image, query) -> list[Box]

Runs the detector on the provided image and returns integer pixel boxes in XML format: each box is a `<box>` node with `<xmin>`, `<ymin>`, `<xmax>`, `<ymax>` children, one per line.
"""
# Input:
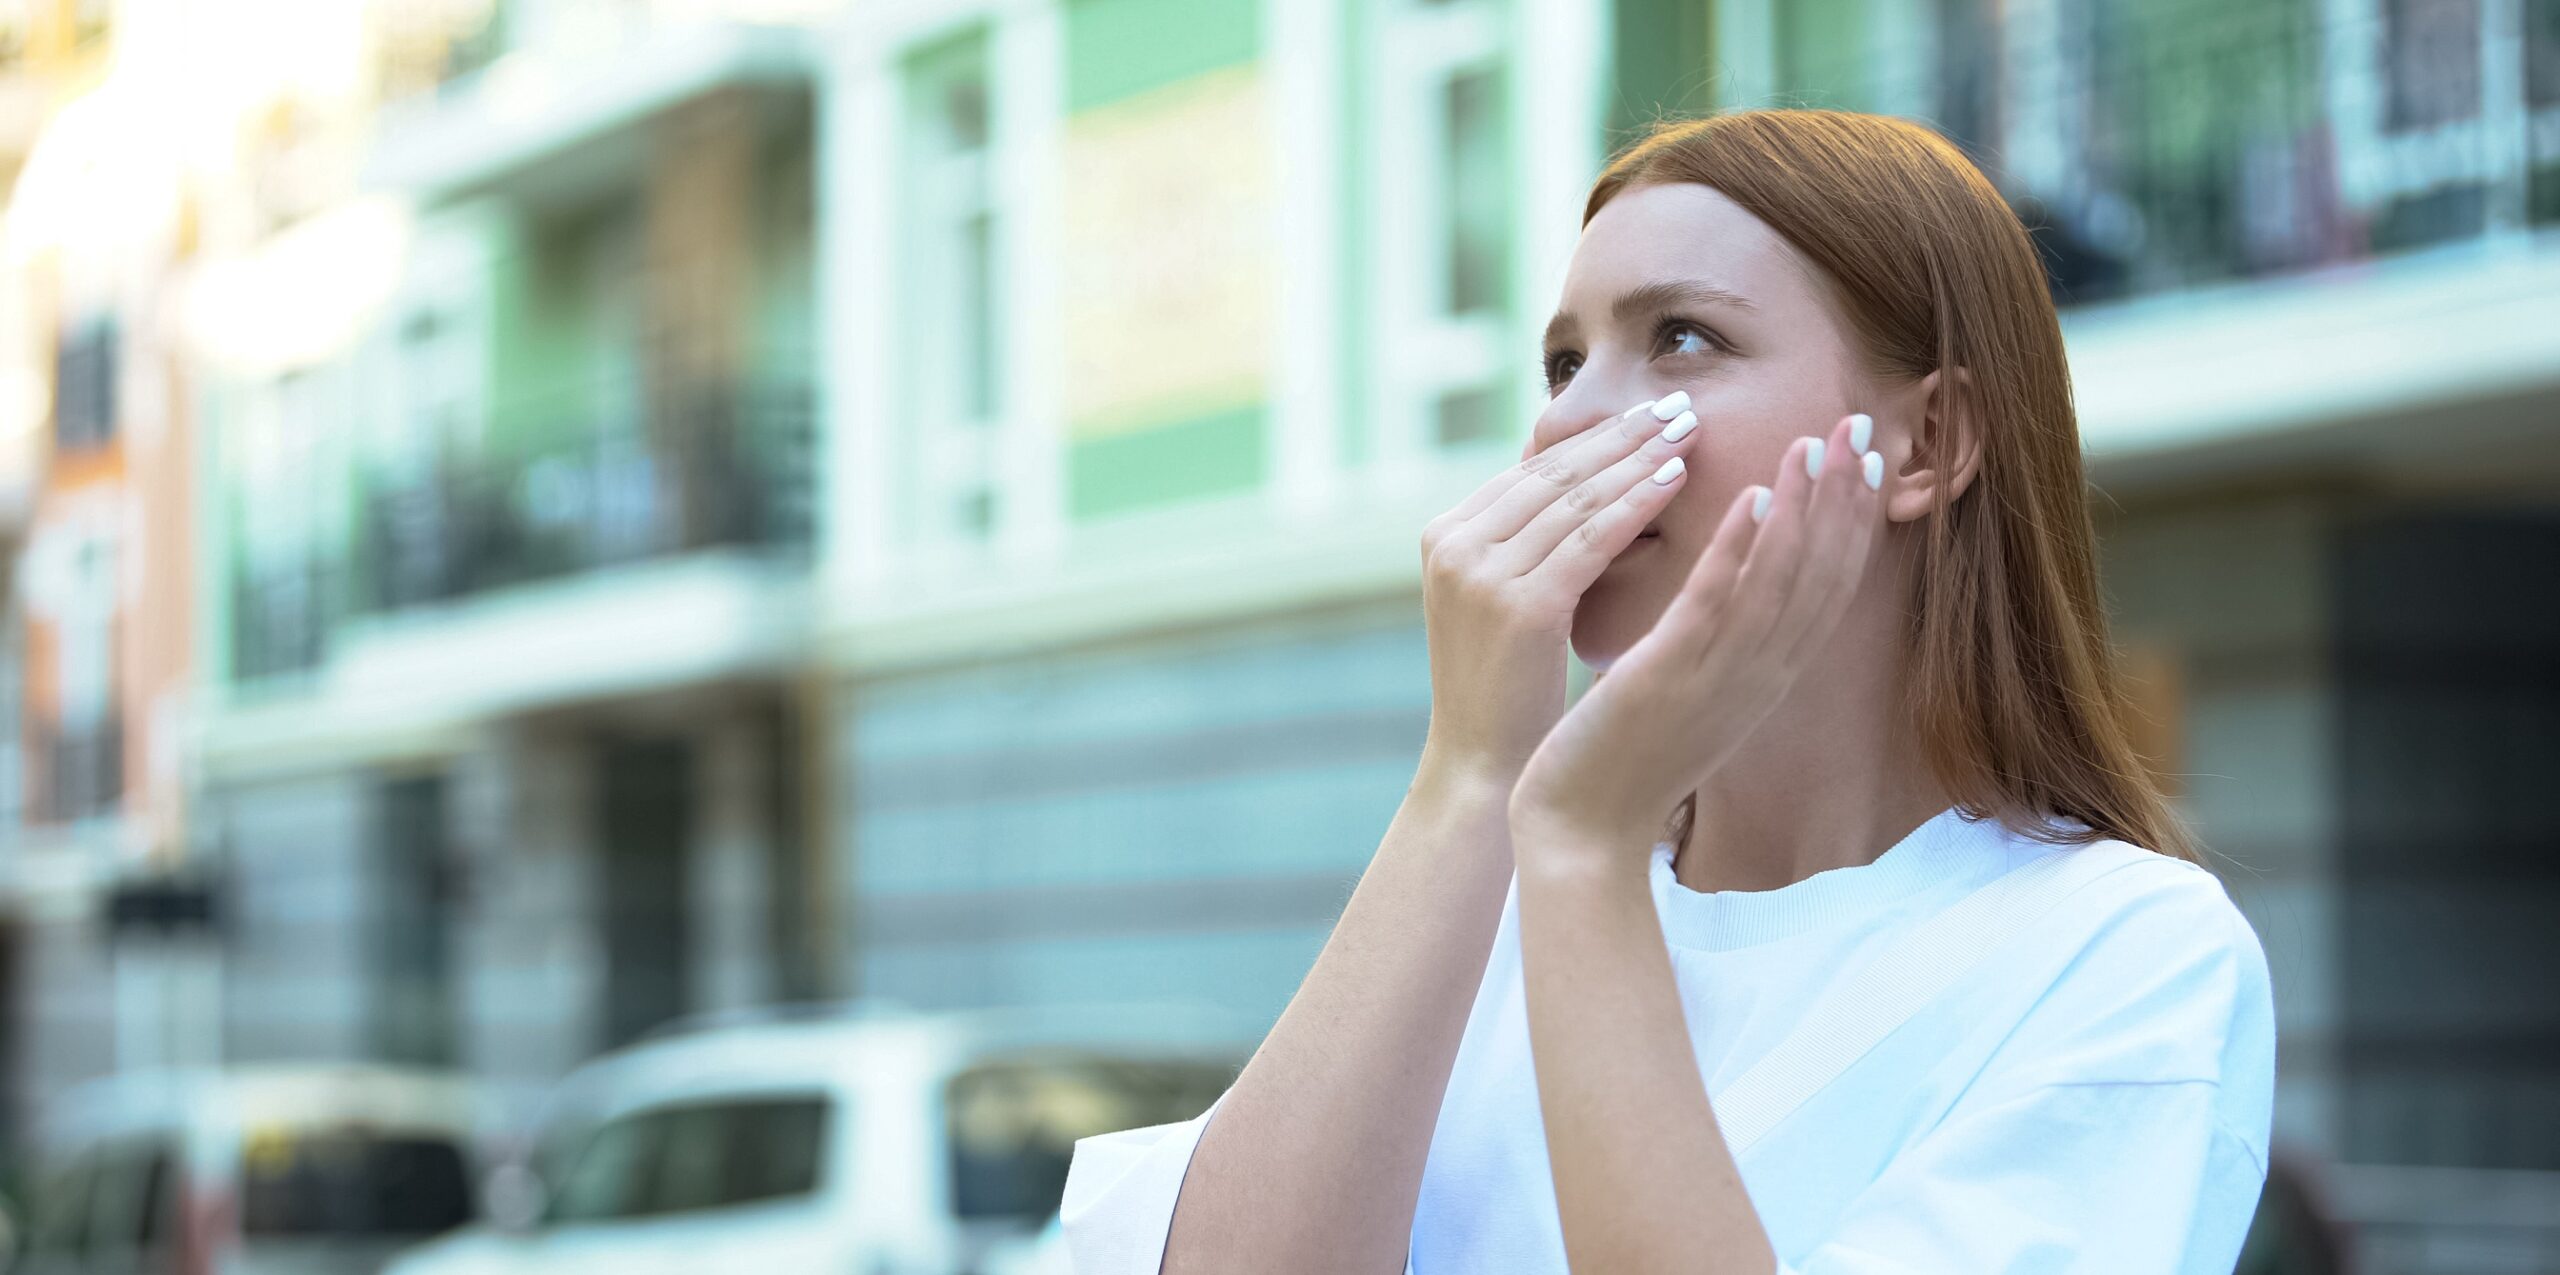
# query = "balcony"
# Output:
<box><xmin>224</xmin><ymin>375</ymin><xmax>812</xmax><ymax>701</ymax></box>
<box><xmin>1972</xmin><ymin>0</ymin><xmax>2560</xmax><ymax>307</ymax></box>
<box><xmin>359</xmin><ymin>377</ymin><xmax>814</xmax><ymax>615</ymax></box>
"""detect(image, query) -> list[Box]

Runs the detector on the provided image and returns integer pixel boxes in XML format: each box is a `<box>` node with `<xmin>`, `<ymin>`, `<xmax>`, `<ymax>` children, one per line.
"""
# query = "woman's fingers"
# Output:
<box><xmin>1770</xmin><ymin>415</ymin><xmax>1884</xmax><ymax>653</ymax></box>
<box><xmin>1512</xmin><ymin>448</ymin><xmax>1696</xmax><ymax>596</ymax></box>
<box><xmin>1721</xmin><ymin>432</ymin><xmax>1826</xmax><ymax>650</ymax></box>
<box><xmin>1441</xmin><ymin>397</ymin><xmax>1661</xmax><ymax>531</ymax></box>
<box><xmin>1469</xmin><ymin>394</ymin><xmax>1689</xmax><ymax>543</ymax></box>
<box><xmin>1493</xmin><ymin>409</ymin><xmax>1700</xmax><ymax>574</ymax></box>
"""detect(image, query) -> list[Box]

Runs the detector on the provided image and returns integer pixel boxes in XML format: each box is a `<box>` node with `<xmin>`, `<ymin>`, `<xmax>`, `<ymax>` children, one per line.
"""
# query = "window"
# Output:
<box><xmin>2386</xmin><ymin>0</ymin><xmax>2482</xmax><ymax>129</ymax></box>
<box><xmin>2532</xmin><ymin>0</ymin><xmax>2560</xmax><ymax>108</ymax></box>
<box><xmin>86</xmin><ymin>1140</ymin><xmax>175</xmax><ymax>1256</ymax></box>
<box><xmin>54</xmin><ymin>318</ymin><xmax>117</xmax><ymax>452</ymax></box>
<box><xmin>374</xmin><ymin>773</ymin><xmax>458</xmax><ymax>1066</ymax></box>
<box><xmin>547</xmin><ymin>1094</ymin><xmax>833</xmax><ymax>1225</ymax></box>
<box><xmin>29</xmin><ymin>1154</ymin><xmax>98</xmax><ymax>1257</ymax></box>
<box><xmin>903</xmin><ymin>28</ymin><xmax>1004</xmax><ymax>549</ymax></box>
<box><xmin>1374</xmin><ymin>0</ymin><xmax>1517</xmax><ymax>461</ymax></box>
<box><xmin>1443</xmin><ymin>64</ymin><xmax>1510</xmax><ymax>316</ymax></box>
<box><xmin>239</xmin><ymin>1129</ymin><xmax>475</xmax><ymax>1238</ymax></box>
<box><xmin>945</xmin><ymin>1054</ymin><xmax>1234</xmax><ymax>1223</ymax></box>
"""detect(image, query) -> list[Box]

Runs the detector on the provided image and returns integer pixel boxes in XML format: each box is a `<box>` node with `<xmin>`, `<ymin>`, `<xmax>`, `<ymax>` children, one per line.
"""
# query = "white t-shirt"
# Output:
<box><xmin>1062</xmin><ymin>805</ymin><xmax>2276</xmax><ymax>1274</ymax></box>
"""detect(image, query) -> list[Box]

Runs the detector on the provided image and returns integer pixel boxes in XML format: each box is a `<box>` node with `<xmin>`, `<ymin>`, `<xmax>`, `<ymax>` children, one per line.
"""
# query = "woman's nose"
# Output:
<box><xmin>1529</xmin><ymin>381</ymin><xmax>1650</xmax><ymax>459</ymax></box>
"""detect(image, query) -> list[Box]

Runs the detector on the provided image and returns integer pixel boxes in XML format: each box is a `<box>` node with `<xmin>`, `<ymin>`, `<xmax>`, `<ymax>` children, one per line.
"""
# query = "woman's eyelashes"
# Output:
<box><xmin>1539</xmin><ymin>315</ymin><xmax>1730</xmax><ymax>395</ymax></box>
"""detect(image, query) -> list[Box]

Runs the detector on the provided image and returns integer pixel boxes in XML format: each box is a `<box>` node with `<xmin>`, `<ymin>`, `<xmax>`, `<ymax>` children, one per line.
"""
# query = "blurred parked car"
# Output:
<box><xmin>383</xmin><ymin>1001</ymin><xmax>1246</xmax><ymax>1275</ymax></box>
<box><xmin>14</xmin><ymin>1066</ymin><xmax>479</xmax><ymax>1275</ymax></box>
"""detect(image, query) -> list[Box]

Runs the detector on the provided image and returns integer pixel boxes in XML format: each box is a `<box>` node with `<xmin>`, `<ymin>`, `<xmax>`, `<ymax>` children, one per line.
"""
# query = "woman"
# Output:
<box><xmin>1061</xmin><ymin>109</ymin><xmax>2273</xmax><ymax>1274</ymax></box>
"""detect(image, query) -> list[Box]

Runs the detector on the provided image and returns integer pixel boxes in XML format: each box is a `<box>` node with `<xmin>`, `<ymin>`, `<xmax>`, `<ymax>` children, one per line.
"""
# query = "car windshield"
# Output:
<box><xmin>544</xmin><ymin>1093</ymin><xmax>832</xmax><ymax>1225</ymax></box>
<box><xmin>238</xmin><ymin>1128</ymin><xmax>475</xmax><ymax>1238</ymax></box>
<box><xmin>945</xmin><ymin>1052</ymin><xmax>1234</xmax><ymax>1224</ymax></box>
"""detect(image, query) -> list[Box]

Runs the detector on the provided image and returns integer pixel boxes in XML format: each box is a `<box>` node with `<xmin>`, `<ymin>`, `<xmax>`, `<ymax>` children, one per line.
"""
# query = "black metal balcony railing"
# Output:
<box><xmin>360</xmin><ymin>379</ymin><xmax>815</xmax><ymax>613</ymax></box>
<box><xmin>231</xmin><ymin>555</ymin><xmax>335</xmax><ymax>682</ymax></box>
<box><xmin>1792</xmin><ymin>0</ymin><xmax>2560</xmax><ymax>307</ymax></box>
<box><xmin>227</xmin><ymin>378</ymin><xmax>813</xmax><ymax>683</ymax></box>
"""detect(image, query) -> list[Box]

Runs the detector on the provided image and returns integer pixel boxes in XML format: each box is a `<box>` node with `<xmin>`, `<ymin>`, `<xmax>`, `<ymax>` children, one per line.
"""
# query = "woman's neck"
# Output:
<box><xmin>1670</xmin><ymin>610</ymin><xmax>1952</xmax><ymax>895</ymax></box>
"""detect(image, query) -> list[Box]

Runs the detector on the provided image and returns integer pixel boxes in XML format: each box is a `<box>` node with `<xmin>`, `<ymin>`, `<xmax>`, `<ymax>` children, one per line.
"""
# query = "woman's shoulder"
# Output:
<box><xmin>1978</xmin><ymin>824</ymin><xmax>2276</xmax><ymax>1098</ymax></box>
<box><xmin>1978</xmin><ymin>813</ymin><xmax>2264</xmax><ymax>960</ymax></box>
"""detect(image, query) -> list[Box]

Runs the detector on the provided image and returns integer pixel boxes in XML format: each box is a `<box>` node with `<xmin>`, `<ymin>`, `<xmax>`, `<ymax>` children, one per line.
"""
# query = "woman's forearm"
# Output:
<box><xmin>1161</xmin><ymin>753</ymin><xmax>1519</xmax><ymax>1274</ymax></box>
<box><xmin>1515</xmin><ymin>843</ymin><xmax>1776</xmax><ymax>1275</ymax></box>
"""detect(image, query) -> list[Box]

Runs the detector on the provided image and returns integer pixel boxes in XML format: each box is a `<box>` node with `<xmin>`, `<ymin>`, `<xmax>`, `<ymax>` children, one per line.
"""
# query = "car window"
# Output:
<box><xmin>84</xmin><ymin>1138</ymin><xmax>176</xmax><ymax>1254</ymax></box>
<box><xmin>945</xmin><ymin>1053</ymin><xmax>1235</xmax><ymax>1224</ymax></box>
<box><xmin>28</xmin><ymin>1153</ymin><xmax>97</xmax><ymax>1257</ymax></box>
<box><xmin>547</xmin><ymin>1112</ymin><xmax>663</xmax><ymax>1224</ymax></box>
<box><xmin>548</xmin><ymin>1094</ymin><xmax>831</xmax><ymax>1225</ymax></box>
<box><xmin>238</xmin><ymin>1128</ymin><xmax>474</xmax><ymax>1238</ymax></box>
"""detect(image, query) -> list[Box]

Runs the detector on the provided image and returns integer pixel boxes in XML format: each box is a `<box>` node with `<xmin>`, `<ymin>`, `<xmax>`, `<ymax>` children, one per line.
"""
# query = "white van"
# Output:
<box><xmin>383</xmin><ymin>1002</ymin><xmax>1247</xmax><ymax>1275</ymax></box>
<box><xmin>15</xmin><ymin>1065</ymin><xmax>481</xmax><ymax>1275</ymax></box>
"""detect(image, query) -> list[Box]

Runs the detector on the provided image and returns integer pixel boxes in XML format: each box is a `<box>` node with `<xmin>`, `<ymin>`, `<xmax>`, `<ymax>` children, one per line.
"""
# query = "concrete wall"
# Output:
<box><xmin>839</xmin><ymin>599</ymin><xmax>1430</xmax><ymax>1025</ymax></box>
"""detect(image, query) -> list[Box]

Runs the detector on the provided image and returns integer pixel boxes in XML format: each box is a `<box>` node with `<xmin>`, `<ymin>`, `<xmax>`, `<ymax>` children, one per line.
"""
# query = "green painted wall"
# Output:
<box><xmin>486</xmin><ymin>214</ymin><xmax>611</xmax><ymax>456</ymax></box>
<box><xmin>1608</xmin><ymin>0</ymin><xmax>1715</xmax><ymax>150</ymax></box>
<box><xmin>1774</xmin><ymin>0</ymin><xmax>1880</xmax><ymax>112</ymax></box>
<box><xmin>1062</xmin><ymin>0</ymin><xmax>1266</xmax><ymax>519</ymax></box>
<box><xmin>1067</xmin><ymin>404</ymin><xmax>1267</xmax><ymax>520</ymax></box>
<box><xmin>1066</xmin><ymin>0</ymin><xmax>1259</xmax><ymax>112</ymax></box>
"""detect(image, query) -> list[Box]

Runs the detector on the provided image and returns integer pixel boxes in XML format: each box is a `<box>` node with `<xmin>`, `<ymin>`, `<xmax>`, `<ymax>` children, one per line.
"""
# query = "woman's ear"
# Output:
<box><xmin>1884</xmin><ymin>368</ymin><xmax>1983</xmax><ymax>524</ymax></box>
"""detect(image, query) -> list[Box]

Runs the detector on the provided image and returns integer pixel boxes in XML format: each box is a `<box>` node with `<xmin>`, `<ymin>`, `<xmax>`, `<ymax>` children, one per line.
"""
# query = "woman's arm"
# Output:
<box><xmin>1157</xmin><ymin>398</ymin><xmax>1705</xmax><ymax>1273</ymax></box>
<box><xmin>1498</xmin><ymin>419</ymin><xmax>1882</xmax><ymax>1272</ymax></box>
<box><xmin>1515</xmin><ymin>844</ymin><xmax>1776</xmax><ymax>1275</ymax></box>
<box><xmin>1158</xmin><ymin>755</ymin><xmax>1516</xmax><ymax>1274</ymax></box>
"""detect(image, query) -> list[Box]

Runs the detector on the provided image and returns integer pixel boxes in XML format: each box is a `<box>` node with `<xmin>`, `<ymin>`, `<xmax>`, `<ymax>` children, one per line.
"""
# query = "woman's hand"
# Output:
<box><xmin>1419</xmin><ymin>394</ymin><xmax>1702</xmax><ymax>787</ymax></box>
<box><xmin>1508</xmin><ymin>412</ymin><xmax>1887</xmax><ymax>866</ymax></box>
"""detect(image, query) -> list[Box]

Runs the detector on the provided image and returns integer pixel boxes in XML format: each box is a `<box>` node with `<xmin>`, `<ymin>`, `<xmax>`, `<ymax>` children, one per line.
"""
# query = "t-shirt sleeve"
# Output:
<box><xmin>1777</xmin><ymin>860</ymin><xmax>2277</xmax><ymax>1275</ymax></box>
<box><xmin>1058</xmin><ymin>1092</ymin><xmax>1226</xmax><ymax>1274</ymax></box>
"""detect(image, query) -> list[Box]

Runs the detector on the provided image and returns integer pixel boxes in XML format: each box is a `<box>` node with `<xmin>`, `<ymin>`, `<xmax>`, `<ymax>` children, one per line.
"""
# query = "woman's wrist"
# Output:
<box><xmin>1508</xmin><ymin>801</ymin><xmax>1661</xmax><ymax>889</ymax></box>
<box><xmin>1414</xmin><ymin>742</ymin><xmax>1521</xmax><ymax>807</ymax></box>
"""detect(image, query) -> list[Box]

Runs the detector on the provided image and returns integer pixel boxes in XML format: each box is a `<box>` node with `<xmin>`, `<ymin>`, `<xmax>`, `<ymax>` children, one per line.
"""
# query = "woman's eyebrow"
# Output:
<box><xmin>1544</xmin><ymin>279</ymin><xmax>1757</xmax><ymax>350</ymax></box>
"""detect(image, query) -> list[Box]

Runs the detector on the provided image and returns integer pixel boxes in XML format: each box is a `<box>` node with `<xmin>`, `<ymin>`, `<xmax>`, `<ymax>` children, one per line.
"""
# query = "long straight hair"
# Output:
<box><xmin>1594</xmin><ymin>110</ymin><xmax>2198</xmax><ymax>862</ymax></box>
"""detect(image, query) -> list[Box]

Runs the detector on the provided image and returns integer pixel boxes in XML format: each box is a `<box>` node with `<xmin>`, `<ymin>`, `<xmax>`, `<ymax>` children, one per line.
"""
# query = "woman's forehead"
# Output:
<box><xmin>1557</xmin><ymin>182</ymin><xmax>1815</xmax><ymax>323</ymax></box>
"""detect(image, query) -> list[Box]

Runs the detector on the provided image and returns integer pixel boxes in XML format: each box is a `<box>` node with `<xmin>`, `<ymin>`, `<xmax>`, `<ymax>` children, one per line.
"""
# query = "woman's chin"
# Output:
<box><xmin>1571</xmin><ymin>571</ymin><xmax>1675</xmax><ymax>669</ymax></box>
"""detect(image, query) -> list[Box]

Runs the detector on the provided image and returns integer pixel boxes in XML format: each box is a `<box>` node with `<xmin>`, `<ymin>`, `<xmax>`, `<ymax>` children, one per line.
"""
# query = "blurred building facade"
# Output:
<box><xmin>0</xmin><ymin>0</ymin><xmax>218</xmax><ymax>1163</ymax></box>
<box><xmin>0</xmin><ymin>0</ymin><xmax>2550</xmax><ymax>1267</ymax></box>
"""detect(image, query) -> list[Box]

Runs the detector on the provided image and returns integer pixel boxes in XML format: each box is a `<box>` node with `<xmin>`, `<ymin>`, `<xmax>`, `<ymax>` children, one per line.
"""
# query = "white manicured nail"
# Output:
<box><xmin>1651</xmin><ymin>390</ymin><xmax>1691</xmax><ymax>421</ymax></box>
<box><xmin>1848</xmin><ymin>413</ymin><xmax>1873</xmax><ymax>453</ymax></box>
<box><xmin>1750</xmin><ymin>486</ymin><xmax>1772</xmax><ymax>523</ymax></box>
<box><xmin>1662</xmin><ymin>410</ymin><xmax>1698</xmax><ymax>443</ymax></box>
<box><xmin>1862</xmin><ymin>450</ymin><xmax>1884</xmax><ymax>490</ymax></box>
<box><xmin>1651</xmin><ymin>456</ymin><xmax>1685</xmax><ymax>485</ymax></box>
<box><xmin>1803</xmin><ymin>438</ymin><xmax>1826</xmax><ymax>479</ymax></box>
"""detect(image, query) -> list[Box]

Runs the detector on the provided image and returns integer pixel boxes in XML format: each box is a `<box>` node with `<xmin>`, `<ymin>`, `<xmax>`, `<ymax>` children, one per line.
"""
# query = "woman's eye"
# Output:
<box><xmin>1662</xmin><ymin>323</ymin><xmax>1714</xmax><ymax>356</ymax></box>
<box><xmin>1542</xmin><ymin>352</ymin><xmax>1581</xmax><ymax>392</ymax></box>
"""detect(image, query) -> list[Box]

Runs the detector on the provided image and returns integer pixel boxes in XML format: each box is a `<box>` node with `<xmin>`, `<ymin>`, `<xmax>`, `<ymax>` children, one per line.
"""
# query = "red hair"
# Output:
<box><xmin>1594</xmin><ymin>110</ymin><xmax>2197</xmax><ymax>862</ymax></box>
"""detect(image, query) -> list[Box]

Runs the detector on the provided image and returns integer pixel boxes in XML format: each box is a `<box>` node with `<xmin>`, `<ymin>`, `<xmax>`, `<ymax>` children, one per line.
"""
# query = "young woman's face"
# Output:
<box><xmin>1533</xmin><ymin>181</ymin><xmax>1883</xmax><ymax>665</ymax></box>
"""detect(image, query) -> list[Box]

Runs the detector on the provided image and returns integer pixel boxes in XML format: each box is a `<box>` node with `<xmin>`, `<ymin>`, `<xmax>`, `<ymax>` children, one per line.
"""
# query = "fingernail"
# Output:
<box><xmin>1651</xmin><ymin>390</ymin><xmax>1691</xmax><ymax>421</ymax></box>
<box><xmin>1862</xmin><ymin>450</ymin><xmax>1884</xmax><ymax>490</ymax></box>
<box><xmin>1848</xmin><ymin>413</ymin><xmax>1873</xmax><ymax>453</ymax></box>
<box><xmin>1750</xmin><ymin>486</ymin><xmax>1772</xmax><ymax>523</ymax></box>
<box><xmin>1803</xmin><ymin>438</ymin><xmax>1826</xmax><ymax>479</ymax></box>
<box><xmin>1662</xmin><ymin>410</ymin><xmax>1698</xmax><ymax>443</ymax></box>
<box><xmin>1650</xmin><ymin>456</ymin><xmax>1685</xmax><ymax>485</ymax></box>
